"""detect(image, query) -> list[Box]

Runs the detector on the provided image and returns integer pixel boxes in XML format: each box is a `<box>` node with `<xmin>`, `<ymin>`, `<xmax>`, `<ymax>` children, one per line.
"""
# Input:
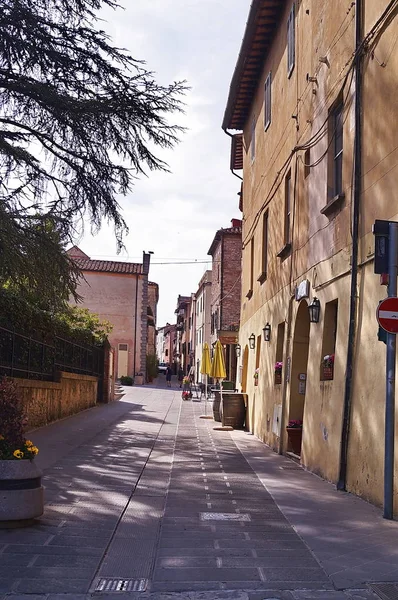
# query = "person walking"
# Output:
<box><xmin>178</xmin><ymin>366</ymin><xmax>184</xmax><ymax>388</ymax></box>
<box><xmin>165</xmin><ymin>365</ymin><xmax>172</xmax><ymax>388</ymax></box>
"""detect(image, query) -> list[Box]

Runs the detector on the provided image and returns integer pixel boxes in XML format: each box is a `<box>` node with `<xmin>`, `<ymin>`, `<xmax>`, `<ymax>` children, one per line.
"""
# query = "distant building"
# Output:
<box><xmin>147</xmin><ymin>282</ymin><xmax>159</xmax><ymax>357</ymax></box>
<box><xmin>194</xmin><ymin>270</ymin><xmax>212</xmax><ymax>382</ymax></box>
<box><xmin>67</xmin><ymin>246</ymin><xmax>156</xmax><ymax>381</ymax></box>
<box><xmin>207</xmin><ymin>220</ymin><xmax>242</xmax><ymax>382</ymax></box>
<box><xmin>175</xmin><ymin>295</ymin><xmax>192</xmax><ymax>374</ymax></box>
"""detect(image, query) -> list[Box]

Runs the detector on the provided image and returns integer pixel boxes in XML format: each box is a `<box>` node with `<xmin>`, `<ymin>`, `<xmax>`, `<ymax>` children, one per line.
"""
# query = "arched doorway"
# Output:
<box><xmin>241</xmin><ymin>345</ymin><xmax>249</xmax><ymax>393</ymax></box>
<box><xmin>287</xmin><ymin>300</ymin><xmax>310</xmax><ymax>456</ymax></box>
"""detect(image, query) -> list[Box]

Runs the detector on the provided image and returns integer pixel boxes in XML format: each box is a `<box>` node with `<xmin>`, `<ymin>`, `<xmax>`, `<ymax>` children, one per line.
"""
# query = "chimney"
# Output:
<box><xmin>142</xmin><ymin>251</ymin><xmax>151</xmax><ymax>275</ymax></box>
<box><xmin>231</xmin><ymin>218</ymin><xmax>242</xmax><ymax>228</ymax></box>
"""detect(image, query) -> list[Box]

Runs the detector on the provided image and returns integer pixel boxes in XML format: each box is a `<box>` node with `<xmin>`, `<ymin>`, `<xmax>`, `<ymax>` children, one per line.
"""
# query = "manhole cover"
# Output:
<box><xmin>369</xmin><ymin>583</ymin><xmax>398</xmax><ymax>600</ymax></box>
<box><xmin>200</xmin><ymin>512</ymin><xmax>251</xmax><ymax>521</ymax></box>
<box><xmin>95</xmin><ymin>578</ymin><xmax>148</xmax><ymax>592</ymax></box>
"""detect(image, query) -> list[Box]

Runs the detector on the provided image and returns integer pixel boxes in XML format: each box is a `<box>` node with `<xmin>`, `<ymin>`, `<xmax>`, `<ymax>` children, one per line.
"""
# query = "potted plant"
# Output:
<box><xmin>274</xmin><ymin>361</ymin><xmax>283</xmax><ymax>385</ymax></box>
<box><xmin>322</xmin><ymin>354</ymin><xmax>334</xmax><ymax>380</ymax></box>
<box><xmin>286</xmin><ymin>419</ymin><xmax>303</xmax><ymax>455</ymax></box>
<box><xmin>0</xmin><ymin>377</ymin><xmax>43</xmax><ymax>526</ymax></box>
<box><xmin>254</xmin><ymin>368</ymin><xmax>259</xmax><ymax>386</ymax></box>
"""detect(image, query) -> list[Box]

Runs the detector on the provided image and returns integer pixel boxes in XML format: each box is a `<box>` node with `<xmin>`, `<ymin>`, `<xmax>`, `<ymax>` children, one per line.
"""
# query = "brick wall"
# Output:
<box><xmin>221</xmin><ymin>234</ymin><xmax>242</xmax><ymax>329</ymax></box>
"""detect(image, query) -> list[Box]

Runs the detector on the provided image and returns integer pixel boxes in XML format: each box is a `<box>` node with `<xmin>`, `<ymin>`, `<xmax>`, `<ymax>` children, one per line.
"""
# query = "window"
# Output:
<box><xmin>326</xmin><ymin>100</ymin><xmax>344</xmax><ymax>203</ymax></box>
<box><xmin>287</xmin><ymin>4</ymin><xmax>295</xmax><ymax>76</ymax></box>
<box><xmin>165</xmin><ymin>349</ymin><xmax>168</xmax><ymax>357</ymax></box>
<box><xmin>247</xmin><ymin>237</ymin><xmax>254</xmax><ymax>299</ymax></box>
<box><xmin>251</xmin><ymin>117</ymin><xmax>256</xmax><ymax>161</ymax></box>
<box><xmin>264</xmin><ymin>72</ymin><xmax>271</xmax><ymax>130</ymax></box>
<box><xmin>274</xmin><ymin>323</ymin><xmax>285</xmax><ymax>385</ymax></box>
<box><xmin>284</xmin><ymin>170</ymin><xmax>292</xmax><ymax>245</ymax></box>
<box><xmin>320</xmin><ymin>300</ymin><xmax>338</xmax><ymax>381</ymax></box>
<box><xmin>258</xmin><ymin>210</ymin><xmax>268</xmax><ymax>284</ymax></box>
<box><xmin>304</xmin><ymin>148</ymin><xmax>310</xmax><ymax>178</ymax></box>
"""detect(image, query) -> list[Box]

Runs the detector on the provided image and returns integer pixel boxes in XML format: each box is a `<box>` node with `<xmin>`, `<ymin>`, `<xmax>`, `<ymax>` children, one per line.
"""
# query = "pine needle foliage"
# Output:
<box><xmin>0</xmin><ymin>0</ymin><xmax>186</xmax><ymax>298</ymax></box>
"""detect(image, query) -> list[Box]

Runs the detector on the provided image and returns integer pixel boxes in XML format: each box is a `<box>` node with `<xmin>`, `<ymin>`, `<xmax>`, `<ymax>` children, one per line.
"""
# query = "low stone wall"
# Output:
<box><xmin>15</xmin><ymin>372</ymin><xmax>98</xmax><ymax>430</ymax></box>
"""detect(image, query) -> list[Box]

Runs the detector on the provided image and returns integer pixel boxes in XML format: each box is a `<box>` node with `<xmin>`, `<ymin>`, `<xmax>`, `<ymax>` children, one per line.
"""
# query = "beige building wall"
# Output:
<box><xmin>71</xmin><ymin>271</ymin><xmax>143</xmax><ymax>379</ymax></box>
<box><xmin>228</xmin><ymin>0</ymin><xmax>398</xmax><ymax>511</ymax></box>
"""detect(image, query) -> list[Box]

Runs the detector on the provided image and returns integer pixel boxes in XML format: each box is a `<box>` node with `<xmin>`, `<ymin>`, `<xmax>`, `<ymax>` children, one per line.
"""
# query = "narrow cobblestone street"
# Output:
<box><xmin>1</xmin><ymin>383</ymin><xmax>398</xmax><ymax>600</ymax></box>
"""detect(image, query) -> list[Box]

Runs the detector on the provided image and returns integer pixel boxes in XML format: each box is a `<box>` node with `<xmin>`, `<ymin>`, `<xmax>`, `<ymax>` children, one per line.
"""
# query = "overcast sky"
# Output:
<box><xmin>76</xmin><ymin>1</ymin><xmax>248</xmax><ymax>326</ymax></box>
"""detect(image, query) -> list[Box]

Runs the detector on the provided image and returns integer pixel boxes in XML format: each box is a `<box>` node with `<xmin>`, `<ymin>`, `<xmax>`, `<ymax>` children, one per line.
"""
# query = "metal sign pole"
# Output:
<box><xmin>384</xmin><ymin>221</ymin><xmax>398</xmax><ymax>519</ymax></box>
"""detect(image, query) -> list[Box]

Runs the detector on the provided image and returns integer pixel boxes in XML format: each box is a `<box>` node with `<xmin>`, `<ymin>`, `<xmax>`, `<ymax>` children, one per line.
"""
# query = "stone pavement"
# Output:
<box><xmin>0</xmin><ymin>382</ymin><xmax>398</xmax><ymax>600</ymax></box>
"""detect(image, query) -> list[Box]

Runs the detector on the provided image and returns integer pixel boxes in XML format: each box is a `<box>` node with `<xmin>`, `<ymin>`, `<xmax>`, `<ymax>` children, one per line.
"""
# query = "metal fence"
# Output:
<box><xmin>0</xmin><ymin>326</ymin><xmax>104</xmax><ymax>382</ymax></box>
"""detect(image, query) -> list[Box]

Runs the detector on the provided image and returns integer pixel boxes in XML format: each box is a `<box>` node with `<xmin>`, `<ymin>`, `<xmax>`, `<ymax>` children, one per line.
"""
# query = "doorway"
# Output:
<box><xmin>287</xmin><ymin>301</ymin><xmax>310</xmax><ymax>456</ymax></box>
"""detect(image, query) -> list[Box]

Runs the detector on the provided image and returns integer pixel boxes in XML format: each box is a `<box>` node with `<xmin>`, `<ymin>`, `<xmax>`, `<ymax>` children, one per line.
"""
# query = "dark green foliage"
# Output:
<box><xmin>120</xmin><ymin>375</ymin><xmax>133</xmax><ymax>386</ymax></box>
<box><xmin>0</xmin><ymin>287</ymin><xmax>112</xmax><ymax>346</ymax></box>
<box><xmin>146</xmin><ymin>353</ymin><xmax>157</xmax><ymax>382</ymax></box>
<box><xmin>0</xmin><ymin>0</ymin><xmax>186</xmax><ymax>300</ymax></box>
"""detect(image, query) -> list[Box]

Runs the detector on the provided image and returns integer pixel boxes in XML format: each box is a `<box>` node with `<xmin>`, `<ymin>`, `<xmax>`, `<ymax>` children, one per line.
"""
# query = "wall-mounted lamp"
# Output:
<box><xmin>263</xmin><ymin>323</ymin><xmax>271</xmax><ymax>342</ymax></box>
<box><xmin>235</xmin><ymin>344</ymin><xmax>241</xmax><ymax>358</ymax></box>
<box><xmin>308</xmin><ymin>297</ymin><xmax>321</xmax><ymax>323</ymax></box>
<box><xmin>249</xmin><ymin>333</ymin><xmax>256</xmax><ymax>350</ymax></box>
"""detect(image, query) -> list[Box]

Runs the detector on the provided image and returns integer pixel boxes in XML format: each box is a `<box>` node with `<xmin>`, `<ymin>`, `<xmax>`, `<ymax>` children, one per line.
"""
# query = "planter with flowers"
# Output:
<box><xmin>182</xmin><ymin>376</ymin><xmax>192</xmax><ymax>400</ymax></box>
<box><xmin>322</xmin><ymin>354</ymin><xmax>334</xmax><ymax>381</ymax></box>
<box><xmin>274</xmin><ymin>362</ymin><xmax>283</xmax><ymax>385</ymax></box>
<box><xmin>0</xmin><ymin>378</ymin><xmax>43</xmax><ymax>527</ymax></box>
<box><xmin>254</xmin><ymin>368</ymin><xmax>259</xmax><ymax>386</ymax></box>
<box><xmin>286</xmin><ymin>419</ymin><xmax>303</xmax><ymax>455</ymax></box>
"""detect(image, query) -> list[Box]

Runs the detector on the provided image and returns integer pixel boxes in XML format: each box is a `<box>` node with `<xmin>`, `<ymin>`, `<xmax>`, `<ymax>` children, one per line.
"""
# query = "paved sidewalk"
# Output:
<box><xmin>0</xmin><ymin>385</ymin><xmax>397</xmax><ymax>600</ymax></box>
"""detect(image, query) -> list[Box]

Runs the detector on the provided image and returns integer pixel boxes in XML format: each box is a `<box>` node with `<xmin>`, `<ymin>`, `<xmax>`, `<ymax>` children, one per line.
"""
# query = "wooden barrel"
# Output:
<box><xmin>221</xmin><ymin>393</ymin><xmax>246</xmax><ymax>429</ymax></box>
<box><xmin>213</xmin><ymin>391</ymin><xmax>221</xmax><ymax>422</ymax></box>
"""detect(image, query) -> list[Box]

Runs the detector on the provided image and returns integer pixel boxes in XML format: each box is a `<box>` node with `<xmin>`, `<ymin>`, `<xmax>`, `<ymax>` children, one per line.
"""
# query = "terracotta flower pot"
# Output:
<box><xmin>286</xmin><ymin>427</ymin><xmax>302</xmax><ymax>455</ymax></box>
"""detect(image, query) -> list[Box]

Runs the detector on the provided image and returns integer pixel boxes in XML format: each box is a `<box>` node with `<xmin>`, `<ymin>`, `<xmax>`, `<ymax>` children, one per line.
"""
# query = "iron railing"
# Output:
<box><xmin>0</xmin><ymin>326</ymin><xmax>104</xmax><ymax>382</ymax></box>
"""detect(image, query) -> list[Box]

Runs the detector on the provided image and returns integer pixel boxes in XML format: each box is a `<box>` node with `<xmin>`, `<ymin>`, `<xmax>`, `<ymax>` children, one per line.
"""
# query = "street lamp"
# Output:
<box><xmin>263</xmin><ymin>323</ymin><xmax>271</xmax><ymax>342</ymax></box>
<box><xmin>249</xmin><ymin>333</ymin><xmax>256</xmax><ymax>350</ymax></box>
<box><xmin>308</xmin><ymin>297</ymin><xmax>321</xmax><ymax>323</ymax></box>
<box><xmin>235</xmin><ymin>344</ymin><xmax>241</xmax><ymax>358</ymax></box>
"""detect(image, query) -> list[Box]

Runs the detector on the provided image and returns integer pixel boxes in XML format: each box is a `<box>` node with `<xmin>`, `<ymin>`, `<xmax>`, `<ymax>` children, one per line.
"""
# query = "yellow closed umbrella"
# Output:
<box><xmin>200</xmin><ymin>343</ymin><xmax>212</xmax><ymax>417</ymax></box>
<box><xmin>211</xmin><ymin>340</ymin><xmax>227</xmax><ymax>422</ymax></box>
<box><xmin>210</xmin><ymin>340</ymin><xmax>226</xmax><ymax>380</ymax></box>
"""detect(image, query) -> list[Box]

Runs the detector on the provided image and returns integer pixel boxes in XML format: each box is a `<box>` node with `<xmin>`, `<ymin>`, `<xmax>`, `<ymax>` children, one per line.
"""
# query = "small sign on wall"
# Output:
<box><xmin>272</xmin><ymin>404</ymin><xmax>282</xmax><ymax>436</ymax></box>
<box><xmin>295</xmin><ymin>280</ymin><xmax>310</xmax><ymax>301</ymax></box>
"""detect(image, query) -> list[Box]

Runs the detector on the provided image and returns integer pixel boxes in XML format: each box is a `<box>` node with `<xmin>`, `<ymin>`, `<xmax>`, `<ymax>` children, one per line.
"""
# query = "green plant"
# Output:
<box><xmin>0</xmin><ymin>377</ymin><xmax>39</xmax><ymax>460</ymax></box>
<box><xmin>146</xmin><ymin>353</ymin><xmax>157</xmax><ymax>382</ymax></box>
<box><xmin>120</xmin><ymin>376</ymin><xmax>133</xmax><ymax>386</ymax></box>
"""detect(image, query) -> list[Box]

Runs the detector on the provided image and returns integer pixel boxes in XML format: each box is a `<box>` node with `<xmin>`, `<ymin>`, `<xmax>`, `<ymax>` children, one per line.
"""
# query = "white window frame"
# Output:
<box><xmin>250</xmin><ymin>117</ymin><xmax>256</xmax><ymax>162</ymax></box>
<box><xmin>264</xmin><ymin>72</ymin><xmax>271</xmax><ymax>131</ymax></box>
<box><xmin>287</xmin><ymin>4</ymin><xmax>295</xmax><ymax>77</ymax></box>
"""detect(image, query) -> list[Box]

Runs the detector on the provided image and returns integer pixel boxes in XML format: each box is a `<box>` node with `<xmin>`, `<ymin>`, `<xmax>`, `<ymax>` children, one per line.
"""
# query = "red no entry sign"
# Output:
<box><xmin>377</xmin><ymin>297</ymin><xmax>398</xmax><ymax>333</ymax></box>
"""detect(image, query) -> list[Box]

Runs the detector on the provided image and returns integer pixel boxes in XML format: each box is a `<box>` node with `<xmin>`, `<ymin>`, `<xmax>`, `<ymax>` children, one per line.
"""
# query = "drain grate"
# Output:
<box><xmin>95</xmin><ymin>578</ymin><xmax>148</xmax><ymax>592</ymax></box>
<box><xmin>200</xmin><ymin>512</ymin><xmax>251</xmax><ymax>521</ymax></box>
<box><xmin>369</xmin><ymin>583</ymin><xmax>398</xmax><ymax>600</ymax></box>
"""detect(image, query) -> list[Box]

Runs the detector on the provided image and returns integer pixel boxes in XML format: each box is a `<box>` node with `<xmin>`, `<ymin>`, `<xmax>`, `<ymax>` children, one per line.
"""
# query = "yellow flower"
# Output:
<box><xmin>27</xmin><ymin>446</ymin><xmax>39</xmax><ymax>455</ymax></box>
<box><xmin>13</xmin><ymin>450</ymin><xmax>24</xmax><ymax>459</ymax></box>
<box><xmin>25</xmin><ymin>440</ymin><xmax>33</xmax><ymax>447</ymax></box>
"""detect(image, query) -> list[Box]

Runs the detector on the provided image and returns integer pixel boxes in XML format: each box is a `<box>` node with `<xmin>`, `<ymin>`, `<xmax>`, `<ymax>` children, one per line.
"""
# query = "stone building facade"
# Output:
<box><xmin>223</xmin><ymin>0</ymin><xmax>398</xmax><ymax>512</ymax></box>
<box><xmin>194</xmin><ymin>270</ymin><xmax>212</xmax><ymax>382</ymax></box>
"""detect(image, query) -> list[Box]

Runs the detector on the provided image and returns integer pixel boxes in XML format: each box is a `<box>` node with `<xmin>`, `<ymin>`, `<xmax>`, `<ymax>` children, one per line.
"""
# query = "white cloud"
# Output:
<box><xmin>78</xmin><ymin>1</ymin><xmax>247</xmax><ymax>324</ymax></box>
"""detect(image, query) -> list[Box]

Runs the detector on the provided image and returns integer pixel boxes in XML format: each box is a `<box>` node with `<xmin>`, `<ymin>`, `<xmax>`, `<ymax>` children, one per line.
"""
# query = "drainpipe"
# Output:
<box><xmin>337</xmin><ymin>0</ymin><xmax>363</xmax><ymax>491</ymax></box>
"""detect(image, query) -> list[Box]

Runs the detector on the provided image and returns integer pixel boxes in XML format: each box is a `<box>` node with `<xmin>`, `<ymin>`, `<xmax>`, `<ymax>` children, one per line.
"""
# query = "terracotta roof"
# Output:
<box><xmin>222</xmin><ymin>0</ymin><xmax>285</xmax><ymax>131</ymax></box>
<box><xmin>73</xmin><ymin>257</ymin><xmax>143</xmax><ymax>275</ymax></box>
<box><xmin>207</xmin><ymin>226</ymin><xmax>242</xmax><ymax>256</ymax></box>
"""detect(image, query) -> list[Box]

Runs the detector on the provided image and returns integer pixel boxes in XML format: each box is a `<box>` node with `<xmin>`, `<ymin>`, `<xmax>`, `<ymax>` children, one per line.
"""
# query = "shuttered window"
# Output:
<box><xmin>287</xmin><ymin>4</ymin><xmax>295</xmax><ymax>76</ymax></box>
